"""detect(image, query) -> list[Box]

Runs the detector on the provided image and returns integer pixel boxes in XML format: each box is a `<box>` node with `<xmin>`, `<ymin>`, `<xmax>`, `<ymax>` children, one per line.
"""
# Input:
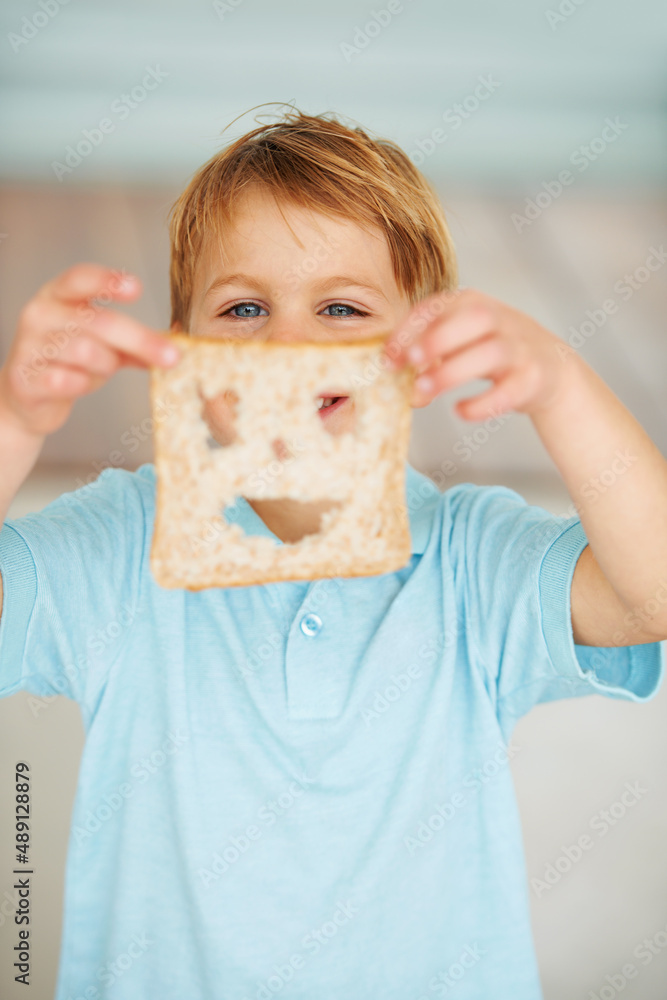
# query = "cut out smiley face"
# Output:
<box><xmin>150</xmin><ymin>333</ymin><xmax>415</xmax><ymax>589</ymax></box>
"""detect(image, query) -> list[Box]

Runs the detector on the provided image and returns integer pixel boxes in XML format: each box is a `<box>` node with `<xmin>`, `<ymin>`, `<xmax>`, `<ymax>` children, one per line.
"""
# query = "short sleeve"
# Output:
<box><xmin>446</xmin><ymin>483</ymin><xmax>665</xmax><ymax>736</ymax></box>
<box><xmin>0</xmin><ymin>466</ymin><xmax>153</xmax><ymax>713</ymax></box>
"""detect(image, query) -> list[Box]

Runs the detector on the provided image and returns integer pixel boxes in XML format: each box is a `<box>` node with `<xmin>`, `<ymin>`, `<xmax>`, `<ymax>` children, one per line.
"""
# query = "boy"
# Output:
<box><xmin>0</xmin><ymin>109</ymin><xmax>665</xmax><ymax>999</ymax></box>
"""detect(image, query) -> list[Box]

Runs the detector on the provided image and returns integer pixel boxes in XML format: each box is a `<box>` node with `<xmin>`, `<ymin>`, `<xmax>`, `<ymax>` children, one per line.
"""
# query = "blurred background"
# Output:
<box><xmin>1</xmin><ymin>1</ymin><xmax>666</xmax><ymax>997</ymax></box>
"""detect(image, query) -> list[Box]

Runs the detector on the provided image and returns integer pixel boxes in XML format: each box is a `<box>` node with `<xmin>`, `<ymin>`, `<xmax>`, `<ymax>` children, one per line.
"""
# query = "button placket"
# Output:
<box><xmin>285</xmin><ymin>579</ymin><xmax>347</xmax><ymax>720</ymax></box>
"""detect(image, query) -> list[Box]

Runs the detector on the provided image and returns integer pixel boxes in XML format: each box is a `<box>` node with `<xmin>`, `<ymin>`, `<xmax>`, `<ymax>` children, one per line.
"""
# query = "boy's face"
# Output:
<box><xmin>175</xmin><ymin>185</ymin><xmax>412</xmax><ymax>443</ymax></box>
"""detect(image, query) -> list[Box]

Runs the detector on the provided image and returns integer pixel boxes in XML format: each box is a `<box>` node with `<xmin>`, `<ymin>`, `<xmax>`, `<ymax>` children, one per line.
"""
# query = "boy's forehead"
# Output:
<box><xmin>204</xmin><ymin>189</ymin><xmax>388</xmax><ymax>259</ymax></box>
<box><xmin>191</xmin><ymin>191</ymin><xmax>398</xmax><ymax>300</ymax></box>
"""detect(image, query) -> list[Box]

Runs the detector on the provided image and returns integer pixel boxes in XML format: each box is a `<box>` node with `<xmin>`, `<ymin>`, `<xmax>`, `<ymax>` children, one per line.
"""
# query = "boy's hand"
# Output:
<box><xmin>0</xmin><ymin>263</ymin><xmax>181</xmax><ymax>438</ymax></box>
<box><xmin>383</xmin><ymin>288</ymin><xmax>566</xmax><ymax>422</ymax></box>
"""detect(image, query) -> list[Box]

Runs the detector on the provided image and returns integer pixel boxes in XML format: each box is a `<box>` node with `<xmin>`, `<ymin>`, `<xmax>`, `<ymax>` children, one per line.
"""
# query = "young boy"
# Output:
<box><xmin>0</xmin><ymin>110</ymin><xmax>665</xmax><ymax>1000</ymax></box>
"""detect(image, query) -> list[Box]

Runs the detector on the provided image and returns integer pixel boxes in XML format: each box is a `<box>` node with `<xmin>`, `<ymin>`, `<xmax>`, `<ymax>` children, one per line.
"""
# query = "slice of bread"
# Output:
<box><xmin>150</xmin><ymin>333</ymin><xmax>415</xmax><ymax>589</ymax></box>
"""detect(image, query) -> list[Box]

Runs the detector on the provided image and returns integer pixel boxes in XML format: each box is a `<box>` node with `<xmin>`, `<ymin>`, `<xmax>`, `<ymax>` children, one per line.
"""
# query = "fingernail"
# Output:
<box><xmin>119</xmin><ymin>274</ymin><xmax>138</xmax><ymax>290</ymax></box>
<box><xmin>416</xmin><ymin>374</ymin><xmax>433</xmax><ymax>394</ymax></box>
<box><xmin>408</xmin><ymin>344</ymin><xmax>424</xmax><ymax>364</ymax></box>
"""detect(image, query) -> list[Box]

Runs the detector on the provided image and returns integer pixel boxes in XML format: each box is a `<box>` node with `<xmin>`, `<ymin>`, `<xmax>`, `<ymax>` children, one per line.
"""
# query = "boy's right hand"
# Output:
<box><xmin>0</xmin><ymin>263</ymin><xmax>181</xmax><ymax>438</ymax></box>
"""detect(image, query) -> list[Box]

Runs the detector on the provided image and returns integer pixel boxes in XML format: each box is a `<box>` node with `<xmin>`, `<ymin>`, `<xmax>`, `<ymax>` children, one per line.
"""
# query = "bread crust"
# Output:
<box><xmin>150</xmin><ymin>334</ymin><xmax>415</xmax><ymax>589</ymax></box>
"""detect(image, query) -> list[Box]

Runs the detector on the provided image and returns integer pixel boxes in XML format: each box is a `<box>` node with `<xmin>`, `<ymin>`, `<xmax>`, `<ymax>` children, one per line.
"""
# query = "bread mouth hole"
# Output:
<box><xmin>198</xmin><ymin>385</ymin><xmax>240</xmax><ymax>449</ymax></box>
<box><xmin>225</xmin><ymin>497</ymin><xmax>344</xmax><ymax>544</ymax></box>
<box><xmin>314</xmin><ymin>391</ymin><xmax>357</xmax><ymax>436</ymax></box>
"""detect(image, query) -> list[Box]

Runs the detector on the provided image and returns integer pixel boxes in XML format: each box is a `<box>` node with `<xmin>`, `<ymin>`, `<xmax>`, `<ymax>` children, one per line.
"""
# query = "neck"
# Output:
<box><xmin>245</xmin><ymin>497</ymin><xmax>339</xmax><ymax>544</ymax></box>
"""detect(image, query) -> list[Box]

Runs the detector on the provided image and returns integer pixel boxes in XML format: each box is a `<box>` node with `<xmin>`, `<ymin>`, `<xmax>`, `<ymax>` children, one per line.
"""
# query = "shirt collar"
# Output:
<box><xmin>223</xmin><ymin>462</ymin><xmax>438</xmax><ymax>557</ymax></box>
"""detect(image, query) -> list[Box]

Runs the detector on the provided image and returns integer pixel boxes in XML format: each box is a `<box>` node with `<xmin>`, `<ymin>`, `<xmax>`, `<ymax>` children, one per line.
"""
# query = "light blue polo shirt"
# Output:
<box><xmin>0</xmin><ymin>462</ymin><xmax>663</xmax><ymax>1000</ymax></box>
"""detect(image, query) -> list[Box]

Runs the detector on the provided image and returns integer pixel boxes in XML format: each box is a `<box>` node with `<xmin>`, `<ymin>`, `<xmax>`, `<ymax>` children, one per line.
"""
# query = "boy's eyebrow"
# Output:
<box><xmin>316</xmin><ymin>275</ymin><xmax>388</xmax><ymax>301</ymax></box>
<box><xmin>204</xmin><ymin>272</ymin><xmax>388</xmax><ymax>302</ymax></box>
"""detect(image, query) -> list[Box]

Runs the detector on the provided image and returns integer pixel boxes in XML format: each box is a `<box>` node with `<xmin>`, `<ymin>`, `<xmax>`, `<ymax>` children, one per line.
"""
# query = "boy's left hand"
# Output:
<box><xmin>383</xmin><ymin>288</ymin><xmax>568</xmax><ymax>422</ymax></box>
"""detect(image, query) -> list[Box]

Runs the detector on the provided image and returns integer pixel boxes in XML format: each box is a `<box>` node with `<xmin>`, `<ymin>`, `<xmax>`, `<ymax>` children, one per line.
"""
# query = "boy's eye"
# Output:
<box><xmin>221</xmin><ymin>302</ymin><xmax>266</xmax><ymax>319</ymax></box>
<box><xmin>322</xmin><ymin>303</ymin><xmax>364</xmax><ymax>317</ymax></box>
<box><xmin>218</xmin><ymin>301</ymin><xmax>367</xmax><ymax>319</ymax></box>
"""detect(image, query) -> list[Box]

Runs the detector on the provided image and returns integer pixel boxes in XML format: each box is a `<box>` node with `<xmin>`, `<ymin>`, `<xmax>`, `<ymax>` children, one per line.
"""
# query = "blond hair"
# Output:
<box><xmin>168</xmin><ymin>108</ymin><xmax>458</xmax><ymax>328</ymax></box>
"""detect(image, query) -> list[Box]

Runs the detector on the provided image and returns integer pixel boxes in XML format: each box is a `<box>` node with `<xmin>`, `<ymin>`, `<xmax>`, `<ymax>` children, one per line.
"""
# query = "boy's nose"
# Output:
<box><xmin>265</xmin><ymin>327</ymin><xmax>304</xmax><ymax>343</ymax></box>
<box><xmin>262</xmin><ymin>318</ymin><xmax>334</xmax><ymax>344</ymax></box>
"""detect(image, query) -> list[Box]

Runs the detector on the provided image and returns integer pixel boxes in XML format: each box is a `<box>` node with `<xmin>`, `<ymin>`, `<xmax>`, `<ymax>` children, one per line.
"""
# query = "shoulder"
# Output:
<box><xmin>410</xmin><ymin>468</ymin><xmax>573</xmax><ymax>570</ymax></box>
<box><xmin>407</xmin><ymin>464</ymin><xmax>530</xmax><ymax>559</ymax></box>
<box><xmin>56</xmin><ymin>463</ymin><xmax>156</xmax><ymax>514</ymax></box>
<box><xmin>440</xmin><ymin>479</ymin><xmax>565</xmax><ymax>541</ymax></box>
<box><xmin>410</xmin><ymin>467</ymin><xmax>533</xmax><ymax>540</ymax></box>
<box><xmin>6</xmin><ymin>465</ymin><xmax>158</xmax><ymax>548</ymax></box>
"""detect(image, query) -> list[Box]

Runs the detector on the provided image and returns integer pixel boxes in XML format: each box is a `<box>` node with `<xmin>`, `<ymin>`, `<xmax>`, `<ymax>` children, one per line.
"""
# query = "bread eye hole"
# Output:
<box><xmin>197</xmin><ymin>385</ymin><xmax>240</xmax><ymax>449</ymax></box>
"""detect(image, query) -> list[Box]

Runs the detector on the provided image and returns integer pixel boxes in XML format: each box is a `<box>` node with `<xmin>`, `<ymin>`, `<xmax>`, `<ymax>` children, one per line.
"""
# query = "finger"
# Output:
<box><xmin>407</xmin><ymin>303</ymin><xmax>497</xmax><ymax>371</ymax></box>
<box><xmin>383</xmin><ymin>289</ymin><xmax>462</xmax><ymax>367</ymax></box>
<box><xmin>116</xmin><ymin>350</ymin><xmax>151</xmax><ymax>369</ymax></box>
<box><xmin>47</xmin><ymin>333</ymin><xmax>120</xmax><ymax>377</ymax></box>
<box><xmin>17</xmin><ymin>301</ymin><xmax>178</xmax><ymax>374</ymax></box>
<box><xmin>14</xmin><ymin>345</ymin><xmax>117</xmax><ymax>398</ymax></box>
<box><xmin>454</xmin><ymin>370</ymin><xmax>527</xmax><ymax>422</ymax></box>
<box><xmin>34</xmin><ymin>365</ymin><xmax>109</xmax><ymax>400</ymax></box>
<box><xmin>41</xmin><ymin>263</ymin><xmax>142</xmax><ymax>307</ymax></box>
<box><xmin>413</xmin><ymin>335</ymin><xmax>510</xmax><ymax>404</ymax></box>
<box><xmin>37</xmin><ymin>265</ymin><xmax>180</xmax><ymax>365</ymax></box>
<box><xmin>86</xmin><ymin>310</ymin><xmax>180</xmax><ymax>368</ymax></box>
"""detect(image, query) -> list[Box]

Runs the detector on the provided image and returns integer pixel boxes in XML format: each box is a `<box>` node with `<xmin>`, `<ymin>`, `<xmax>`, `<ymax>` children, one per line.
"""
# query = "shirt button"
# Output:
<box><xmin>300</xmin><ymin>613</ymin><xmax>322</xmax><ymax>637</ymax></box>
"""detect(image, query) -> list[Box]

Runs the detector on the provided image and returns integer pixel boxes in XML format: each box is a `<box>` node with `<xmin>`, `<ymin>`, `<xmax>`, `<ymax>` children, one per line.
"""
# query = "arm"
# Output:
<box><xmin>383</xmin><ymin>288</ymin><xmax>667</xmax><ymax>646</ymax></box>
<box><xmin>0</xmin><ymin>407</ymin><xmax>45</xmax><ymax>618</ymax></box>
<box><xmin>0</xmin><ymin>263</ymin><xmax>181</xmax><ymax>621</ymax></box>
<box><xmin>530</xmin><ymin>354</ymin><xmax>667</xmax><ymax>645</ymax></box>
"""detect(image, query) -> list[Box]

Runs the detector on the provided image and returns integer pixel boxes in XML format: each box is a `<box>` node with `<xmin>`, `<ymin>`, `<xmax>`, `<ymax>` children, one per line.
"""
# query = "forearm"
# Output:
<box><xmin>0</xmin><ymin>388</ymin><xmax>45</xmax><ymax>527</ymax></box>
<box><xmin>530</xmin><ymin>352</ymin><xmax>667</xmax><ymax>621</ymax></box>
